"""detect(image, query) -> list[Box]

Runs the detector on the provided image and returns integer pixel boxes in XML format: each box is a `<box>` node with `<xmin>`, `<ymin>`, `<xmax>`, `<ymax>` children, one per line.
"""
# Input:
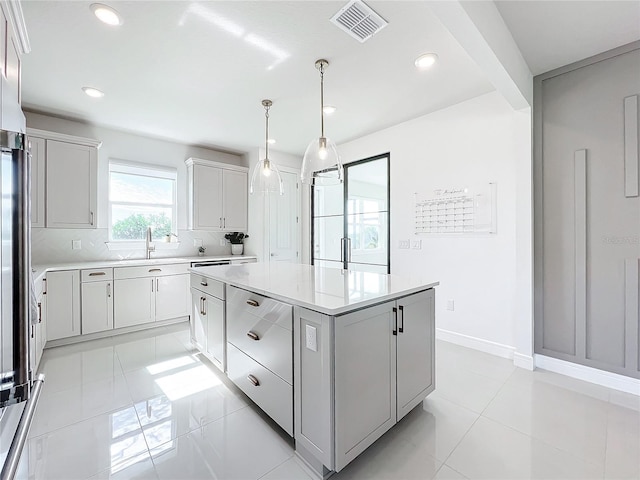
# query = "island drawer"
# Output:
<box><xmin>190</xmin><ymin>273</ymin><xmax>225</xmax><ymax>300</ymax></box>
<box><xmin>227</xmin><ymin>313</ymin><xmax>292</xmax><ymax>384</ymax></box>
<box><xmin>227</xmin><ymin>343</ymin><xmax>293</xmax><ymax>436</ymax></box>
<box><xmin>227</xmin><ymin>285</ymin><xmax>292</xmax><ymax>330</ymax></box>
<box><xmin>81</xmin><ymin>268</ymin><xmax>113</xmax><ymax>282</ymax></box>
<box><xmin>114</xmin><ymin>263</ymin><xmax>189</xmax><ymax>280</ymax></box>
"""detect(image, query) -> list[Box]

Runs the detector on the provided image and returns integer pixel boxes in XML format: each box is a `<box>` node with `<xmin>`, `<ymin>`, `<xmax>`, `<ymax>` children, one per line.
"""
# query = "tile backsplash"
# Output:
<box><xmin>32</xmin><ymin>228</ymin><xmax>236</xmax><ymax>264</ymax></box>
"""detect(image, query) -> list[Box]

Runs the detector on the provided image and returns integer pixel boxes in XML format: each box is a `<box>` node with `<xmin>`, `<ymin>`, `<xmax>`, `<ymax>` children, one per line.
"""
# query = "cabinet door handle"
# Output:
<box><xmin>89</xmin><ymin>272</ymin><xmax>105</xmax><ymax>276</ymax></box>
<box><xmin>107</xmin><ymin>283</ymin><xmax>111</xmax><ymax>298</ymax></box>
<box><xmin>219</xmin><ymin>217</ymin><xmax>222</xmax><ymax>229</ymax></box>
<box><xmin>247</xmin><ymin>374</ymin><xmax>260</xmax><ymax>387</ymax></box>
<box><xmin>199</xmin><ymin>297</ymin><xmax>204</xmax><ymax>315</ymax></box>
<box><xmin>200</xmin><ymin>281</ymin><xmax>208</xmax><ymax>287</ymax></box>
<box><xmin>202</xmin><ymin>297</ymin><xmax>206</xmax><ymax>316</ymax></box>
<box><xmin>90</xmin><ymin>211</ymin><xmax>94</xmax><ymax>225</ymax></box>
<box><xmin>151</xmin><ymin>279</ymin><xmax>154</xmax><ymax>293</ymax></box>
<box><xmin>246</xmin><ymin>299</ymin><xmax>259</xmax><ymax>307</ymax></box>
<box><xmin>223</xmin><ymin>217</ymin><xmax>226</xmax><ymax>228</ymax></box>
<box><xmin>156</xmin><ymin>278</ymin><xmax>159</xmax><ymax>292</ymax></box>
<box><xmin>392</xmin><ymin>307</ymin><xmax>397</xmax><ymax>336</ymax></box>
<box><xmin>149</xmin><ymin>268</ymin><xmax>162</xmax><ymax>273</ymax></box>
<box><xmin>246</xmin><ymin>331</ymin><xmax>260</xmax><ymax>341</ymax></box>
<box><xmin>399</xmin><ymin>305</ymin><xmax>404</xmax><ymax>333</ymax></box>
<box><xmin>37</xmin><ymin>302</ymin><xmax>42</xmax><ymax>323</ymax></box>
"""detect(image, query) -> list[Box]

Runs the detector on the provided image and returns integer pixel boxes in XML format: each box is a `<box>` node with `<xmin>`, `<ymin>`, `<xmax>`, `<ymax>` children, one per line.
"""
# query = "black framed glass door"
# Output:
<box><xmin>312</xmin><ymin>153</ymin><xmax>390</xmax><ymax>273</ymax></box>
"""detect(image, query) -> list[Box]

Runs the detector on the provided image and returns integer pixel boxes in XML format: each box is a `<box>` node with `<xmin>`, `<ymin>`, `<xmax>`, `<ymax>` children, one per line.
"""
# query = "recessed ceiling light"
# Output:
<box><xmin>323</xmin><ymin>105</ymin><xmax>337</xmax><ymax>115</ymax></box>
<box><xmin>90</xmin><ymin>3</ymin><xmax>122</xmax><ymax>26</ymax></box>
<box><xmin>267</xmin><ymin>138</ymin><xmax>276</xmax><ymax>145</ymax></box>
<box><xmin>82</xmin><ymin>87</ymin><xmax>105</xmax><ymax>98</ymax></box>
<box><xmin>414</xmin><ymin>53</ymin><xmax>438</xmax><ymax>70</ymax></box>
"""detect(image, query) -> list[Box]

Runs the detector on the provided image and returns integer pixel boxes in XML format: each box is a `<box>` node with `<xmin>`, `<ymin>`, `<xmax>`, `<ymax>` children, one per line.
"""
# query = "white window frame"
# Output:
<box><xmin>108</xmin><ymin>160</ymin><xmax>178</xmax><ymax>243</ymax></box>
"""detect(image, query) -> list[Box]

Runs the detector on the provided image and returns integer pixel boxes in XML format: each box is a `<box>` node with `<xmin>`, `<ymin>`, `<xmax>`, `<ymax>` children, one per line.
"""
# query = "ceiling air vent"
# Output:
<box><xmin>330</xmin><ymin>0</ymin><xmax>388</xmax><ymax>43</ymax></box>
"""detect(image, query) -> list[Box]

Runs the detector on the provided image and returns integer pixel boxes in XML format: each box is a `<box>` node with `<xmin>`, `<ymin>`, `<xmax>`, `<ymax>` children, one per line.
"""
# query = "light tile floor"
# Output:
<box><xmin>20</xmin><ymin>323</ymin><xmax>640</xmax><ymax>480</ymax></box>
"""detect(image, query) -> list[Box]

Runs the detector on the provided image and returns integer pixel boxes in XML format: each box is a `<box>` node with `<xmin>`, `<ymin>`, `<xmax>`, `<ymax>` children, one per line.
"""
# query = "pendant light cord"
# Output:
<box><xmin>264</xmin><ymin>102</ymin><xmax>270</xmax><ymax>159</ymax></box>
<box><xmin>319</xmin><ymin>61</ymin><xmax>325</xmax><ymax>138</ymax></box>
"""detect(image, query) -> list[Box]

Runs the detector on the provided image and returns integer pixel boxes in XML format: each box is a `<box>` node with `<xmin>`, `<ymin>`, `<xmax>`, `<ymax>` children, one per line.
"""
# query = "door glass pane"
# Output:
<box><xmin>314</xmin><ymin>259</ymin><xmax>343</xmax><ymax>270</ymax></box>
<box><xmin>347</xmin><ymin>159</ymin><xmax>388</xmax><ymax>214</ymax></box>
<box><xmin>347</xmin><ymin>212</ymin><xmax>388</xmax><ymax>267</ymax></box>
<box><xmin>313</xmin><ymin>181</ymin><xmax>344</xmax><ymax>218</ymax></box>
<box><xmin>313</xmin><ymin>216</ymin><xmax>343</xmax><ymax>262</ymax></box>
<box><xmin>348</xmin><ymin>263</ymin><xmax>389</xmax><ymax>274</ymax></box>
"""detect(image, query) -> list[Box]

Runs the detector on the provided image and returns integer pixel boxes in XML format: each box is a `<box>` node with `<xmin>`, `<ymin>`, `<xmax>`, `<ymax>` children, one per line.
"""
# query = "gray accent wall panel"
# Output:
<box><xmin>574</xmin><ymin>150</ymin><xmax>587</xmax><ymax>361</ymax></box>
<box><xmin>624</xmin><ymin>95</ymin><xmax>639</xmax><ymax>198</ymax></box>
<box><xmin>535</xmin><ymin>43</ymin><xmax>640</xmax><ymax>379</ymax></box>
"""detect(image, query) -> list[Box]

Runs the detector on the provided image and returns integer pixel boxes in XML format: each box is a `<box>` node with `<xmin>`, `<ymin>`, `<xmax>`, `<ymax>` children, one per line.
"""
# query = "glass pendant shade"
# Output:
<box><xmin>301</xmin><ymin>136</ymin><xmax>342</xmax><ymax>186</ymax></box>
<box><xmin>250</xmin><ymin>99</ymin><xmax>284</xmax><ymax>195</ymax></box>
<box><xmin>250</xmin><ymin>157</ymin><xmax>283</xmax><ymax>194</ymax></box>
<box><xmin>301</xmin><ymin>59</ymin><xmax>343</xmax><ymax>186</ymax></box>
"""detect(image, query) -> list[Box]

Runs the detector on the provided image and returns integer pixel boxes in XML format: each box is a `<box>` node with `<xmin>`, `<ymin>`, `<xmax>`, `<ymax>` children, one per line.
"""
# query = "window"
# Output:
<box><xmin>109</xmin><ymin>162</ymin><xmax>177</xmax><ymax>241</ymax></box>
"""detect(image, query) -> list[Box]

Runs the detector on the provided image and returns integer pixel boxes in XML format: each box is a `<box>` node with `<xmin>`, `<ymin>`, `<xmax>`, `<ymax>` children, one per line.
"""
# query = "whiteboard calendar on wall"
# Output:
<box><xmin>414</xmin><ymin>183</ymin><xmax>497</xmax><ymax>234</ymax></box>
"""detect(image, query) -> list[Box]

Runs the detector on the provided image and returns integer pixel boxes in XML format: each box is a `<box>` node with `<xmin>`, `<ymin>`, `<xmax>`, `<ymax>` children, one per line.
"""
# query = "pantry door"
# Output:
<box><xmin>312</xmin><ymin>154</ymin><xmax>390</xmax><ymax>273</ymax></box>
<box><xmin>268</xmin><ymin>169</ymin><xmax>300</xmax><ymax>263</ymax></box>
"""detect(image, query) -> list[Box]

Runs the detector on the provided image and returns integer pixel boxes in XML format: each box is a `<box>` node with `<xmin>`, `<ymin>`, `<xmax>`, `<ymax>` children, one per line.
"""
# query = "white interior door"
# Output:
<box><xmin>269</xmin><ymin>170</ymin><xmax>299</xmax><ymax>262</ymax></box>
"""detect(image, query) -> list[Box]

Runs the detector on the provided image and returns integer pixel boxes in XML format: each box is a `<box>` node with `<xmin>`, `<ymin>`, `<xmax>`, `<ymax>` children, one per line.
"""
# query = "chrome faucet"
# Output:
<box><xmin>146</xmin><ymin>227</ymin><xmax>155</xmax><ymax>259</ymax></box>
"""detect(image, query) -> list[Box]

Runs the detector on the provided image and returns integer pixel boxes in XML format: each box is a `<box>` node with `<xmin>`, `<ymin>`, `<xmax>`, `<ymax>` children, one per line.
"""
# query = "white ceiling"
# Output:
<box><xmin>20</xmin><ymin>1</ymin><xmax>640</xmax><ymax>157</ymax></box>
<box><xmin>495</xmin><ymin>0</ymin><xmax>640</xmax><ymax>75</ymax></box>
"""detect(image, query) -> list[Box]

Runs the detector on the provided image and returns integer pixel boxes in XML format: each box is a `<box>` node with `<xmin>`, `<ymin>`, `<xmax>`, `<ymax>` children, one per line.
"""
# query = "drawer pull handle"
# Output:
<box><xmin>247</xmin><ymin>374</ymin><xmax>260</xmax><ymax>387</ymax></box>
<box><xmin>149</xmin><ymin>268</ymin><xmax>162</xmax><ymax>273</ymax></box>
<box><xmin>246</xmin><ymin>331</ymin><xmax>260</xmax><ymax>341</ymax></box>
<box><xmin>89</xmin><ymin>272</ymin><xmax>106</xmax><ymax>276</ymax></box>
<box><xmin>246</xmin><ymin>299</ymin><xmax>260</xmax><ymax>307</ymax></box>
<box><xmin>200</xmin><ymin>281</ymin><xmax>208</xmax><ymax>287</ymax></box>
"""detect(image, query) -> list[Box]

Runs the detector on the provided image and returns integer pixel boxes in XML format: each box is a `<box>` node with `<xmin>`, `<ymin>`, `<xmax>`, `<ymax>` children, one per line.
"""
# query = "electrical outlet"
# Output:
<box><xmin>72</xmin><ymin>240</ymin><xmax>81</xmax><ymax>250</ymax></box>
<box><xmin>411</xmin><ymin>240</ymin><xmax>422</xmax><ymax>250</ymax></box>
<box><xmin>193</xmin><ymin>238</ymin><xmax>203</xmax><ymax>247</ymax></box>
<box><xmin>398</xmin><ymin>240</ymin><xmax>410</xmax><ymax>249</ymax></box>
<box><xmin>219</xmin><ymin>239</ymin><xmax>226</xmax><ymax>247</ymax></box>
<box><xmin>305</xmin><ymin>324</ymin><xmax>318</xmax><ymax>352</ymax></box>
<box><xmin>446</xmin><ymin>300</ymin><xmax>455</xmax><ymax>311</ymax></box>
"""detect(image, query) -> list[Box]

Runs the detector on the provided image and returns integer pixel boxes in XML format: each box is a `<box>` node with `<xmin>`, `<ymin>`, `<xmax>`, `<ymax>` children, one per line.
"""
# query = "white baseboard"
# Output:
<box><xmin>436</xmin><ymin>328</ymin><xmax>515</xmax><ymax>359</ymax></box>
<box><xmin>513</xmin><ymin>352</ymin><xmax>535</xmax><ymax>371</ymax></box>
<box><xmin>535</xmin><ymin>354</ymin><xmax>640</xmax><ymax>396</ymax></box>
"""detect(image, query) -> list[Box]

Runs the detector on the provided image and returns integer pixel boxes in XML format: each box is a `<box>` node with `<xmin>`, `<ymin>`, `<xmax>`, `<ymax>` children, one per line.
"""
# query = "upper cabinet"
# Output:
<box><xmin>0</xmin><ymin>1</ymin><xmax>30</xmax><ymax>133</ymax></box>
<box><xmin>186</xmin><ymin>157</ymin><xmax>248</xmax><ymax>232</ymax></box>
<box><xmin>27</xmin><ymin>128</ymin><xmax>102</xmax><ymax>229</ymax></box>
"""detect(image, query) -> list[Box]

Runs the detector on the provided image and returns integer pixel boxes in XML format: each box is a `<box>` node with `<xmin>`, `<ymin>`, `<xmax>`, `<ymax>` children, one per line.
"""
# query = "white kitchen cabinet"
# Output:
<box><xmin>114</xmin><ymin>264</ymin><xmax>190</xmax><ymax>329</ymax></box>
<box><xmin>114</xmin><ymin>277</ymin><xmax>153</xmax><ymax>329</ymax></box>
<box><xmin>46</xmin><ymin>140</ymin><xmax>98</xmax><ymax>228</ymax></box>
<box><xmin>29</xmin><ymin>136</ymin><xmax>45</xmax><ymax>227</ymax></box>
<box><xmin>333</xmin><ymin>290</ymin><xmax>435</xmax><ymax>470</ymax></box>
<box><xmin>46</xmin><ymin>270</ymin><xmax>81</xmax><ymax>341</ymax></box>
<box><xmin>222</xmin><ymin>169</ymin><xmax>248</xmax><ymax>231</ymax></box>
<box><xmin>155</xmin><ymin>273</ymin><xmax>189</xmax><ymax>321</ymax></box>
<box><xmin>186</xmin><ymin>157</ymin><xmax>248</xmax><ymax>232</ymax></box>
<box><xmin>81</xmin><ymin>268</ymin><xmax>114</xmax><ymax>335</ymax></box>
<box><xmin>190</xmin><ymin>273</ymin><xmax>226</xmax><ymax>371</ymax></box>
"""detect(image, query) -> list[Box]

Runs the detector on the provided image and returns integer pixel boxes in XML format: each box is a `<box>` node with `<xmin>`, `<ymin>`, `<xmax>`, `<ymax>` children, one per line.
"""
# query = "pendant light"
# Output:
<box><xmin>301</xmin><ymin>59</ymin><xmax>343</xmax><ymax>186</ymax></box>
<box><xmin>250</xmin><ymin>99</ymin><xmax>284</xmax><ymax>195</ymax></box>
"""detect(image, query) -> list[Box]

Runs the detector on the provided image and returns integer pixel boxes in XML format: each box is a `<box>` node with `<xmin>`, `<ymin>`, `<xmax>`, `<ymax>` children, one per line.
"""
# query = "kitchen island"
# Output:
<box><xmin>190</xmin><ymin>262</ymin><xmax>439</xmax><ymax>477</ymax></box>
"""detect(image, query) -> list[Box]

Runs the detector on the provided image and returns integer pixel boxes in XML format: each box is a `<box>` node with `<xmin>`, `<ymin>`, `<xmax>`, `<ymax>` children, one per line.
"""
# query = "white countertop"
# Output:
<box><xmin>192</xmin><ymin>262</ymin><xmax>439</xmax><ymax>315</ymax></box>
<box><xmin>32</xmin><ymin>255</ymin><xmax>257</xmax><ymax>284</ymax></box>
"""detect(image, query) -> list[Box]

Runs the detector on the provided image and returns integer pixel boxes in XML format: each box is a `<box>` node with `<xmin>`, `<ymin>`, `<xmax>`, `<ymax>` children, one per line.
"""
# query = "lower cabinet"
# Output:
<box><xmin>225</xmin><ymin>285</ymin><xmax>293</xmax><ymax>436</ymax></box>
<box><xmin>114</xmin><ymin>265</ymin><xmax>190</xmax><ymax>329</ymax></box>
<box><xmin>190</xmin><ymin>273</ymin><xmax>225</xmax><ymax>371</ymax></box>
<box><xmin>333</xmin><ymin>289</ymin><xmax>435</xmax><ymax>470</ymax></box>
<box><xmin>30</xmin><ymin>279</ymin><xmax>47</xmax><ymax>372</ymax></box>
<box><xmin>81</xmin><ymin>268</ymin><xmax>114</xmax><ymax>334</ymax></box>
<box><xmin>295</xmin><ymin>288</ymin><xmax>435</xmax><ymax>473</ymax></box>
<box><xmin>46</xmin><ymin>270</ymin><xmax>81</xmax><ymax>341</ymax></box>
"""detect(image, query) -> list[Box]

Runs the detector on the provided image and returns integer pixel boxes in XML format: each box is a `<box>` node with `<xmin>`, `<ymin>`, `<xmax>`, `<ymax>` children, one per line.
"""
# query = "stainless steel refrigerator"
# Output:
<box><xmin>0</xmin><ymin>130</ymin><xmax>44</xmax><ymax>480</ymax></box>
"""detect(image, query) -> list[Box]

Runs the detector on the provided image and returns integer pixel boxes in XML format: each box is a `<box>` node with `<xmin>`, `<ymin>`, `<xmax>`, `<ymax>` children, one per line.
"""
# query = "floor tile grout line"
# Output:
<box><xmin>256</xmin><ymin>453</ymin><xmax>298</xmax><ymax>480</ymax></box>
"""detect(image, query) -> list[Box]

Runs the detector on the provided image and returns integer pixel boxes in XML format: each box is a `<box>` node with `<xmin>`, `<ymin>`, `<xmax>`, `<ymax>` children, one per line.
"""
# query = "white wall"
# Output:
<box><xmin>337</xmin><ymin>91</ymin><xmax>527</xmax><ymax>350</ymax></box>
<box><xmin>26</xmin><ymin>111</ymin><xmax>247</xmax><ymax>263</ymax></box>
<box><xmin>245</xmin><ymin>148</ymin><xmax>304</xmax><ymax>262</ymax></box>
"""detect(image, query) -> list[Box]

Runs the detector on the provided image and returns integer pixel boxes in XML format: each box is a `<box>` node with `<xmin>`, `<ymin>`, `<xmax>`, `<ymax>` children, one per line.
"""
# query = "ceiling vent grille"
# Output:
<box><xmin>330</xmin><ymin>0</ymin><xmax>388</xmax><ymax>43</ymax></box>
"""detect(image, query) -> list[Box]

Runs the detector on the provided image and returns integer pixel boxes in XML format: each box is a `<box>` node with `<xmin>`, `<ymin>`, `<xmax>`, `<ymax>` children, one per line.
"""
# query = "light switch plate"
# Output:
<box><xmin>305</xmin><ymin>324</ymin><xmax>318</xmax><ymax>352</ymax></box>
<box><xmin>446</xmin><ymin>300</ymin><xmax>455</xmax><ymax>311</ymax></box>
<box><xmin>411</xmin><ymin>240</ymin><xmax>422</xmax><ymax>249</ymax></box>
<box><xmin>219</xmin><ymin>239</ymin><xmax>226</xmax><ymax>247</ymax></box>
<box><xmin>399</xmin><ymin>240</ymin><xmax>410</xmax><ymax>249</ymax></box>
<box><xmin>193</xmin><ymin>238</ymin><xmax>203</xmax><ymax>247</ymax></box>
<box><xmin>72</xmin><ymin>240</ymin><xmax>81</xmax><ymax>250</ymax></box>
